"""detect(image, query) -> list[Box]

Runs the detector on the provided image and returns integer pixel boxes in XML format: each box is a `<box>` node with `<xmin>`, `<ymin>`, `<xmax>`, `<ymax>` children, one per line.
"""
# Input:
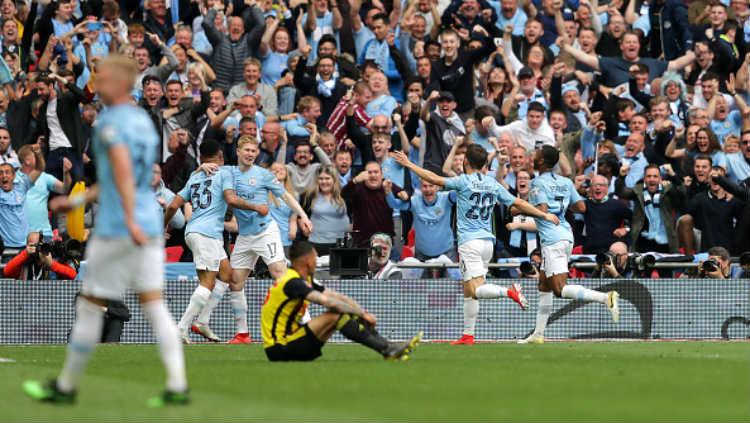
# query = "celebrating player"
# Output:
<box><xmin>23</xmin><ymin>55</ymin><xmax>189</xmax><ymax>406</ymax></box>
<box><xmin>391</xmin><ymin>146</ymin><xmax>560</xmax><ymax>345</ymax></box>
<box><xmin>164</xmin><ymin>139</ymin><xmax>269</xmax><ymax>343</ymax></box>
<box><xmin>518</xmin><ymin>146</ymin><xmax>620</xmax><ymax>345</ymax></box>
<box><xmin>262</xmin><ymin>240</ymin><xmax>421</xmax><ymax>361</ymax></box>
<box><xmin>196</xmin><ymin>136</ymin><xmax>314</xmax><ymax>344</ymax></box>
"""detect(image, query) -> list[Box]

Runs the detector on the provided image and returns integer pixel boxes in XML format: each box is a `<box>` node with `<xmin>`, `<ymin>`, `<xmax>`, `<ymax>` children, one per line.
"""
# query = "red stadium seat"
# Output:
<box><xmin>165</xmin><ymin>246</ymin><xmax>184</xmax><ymax>263</ymax></box>
<box><xmin>400</xmin><ymin>245</ymin><xmax>414</xmax><ymax>260</ymax></box>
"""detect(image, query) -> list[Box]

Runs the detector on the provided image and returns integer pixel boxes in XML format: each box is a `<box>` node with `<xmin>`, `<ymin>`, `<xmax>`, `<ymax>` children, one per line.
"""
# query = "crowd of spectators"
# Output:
<box><xmin>0</xmin><ymin>0</ymin><xmax>749</xmax><ymax>281</ymax></box>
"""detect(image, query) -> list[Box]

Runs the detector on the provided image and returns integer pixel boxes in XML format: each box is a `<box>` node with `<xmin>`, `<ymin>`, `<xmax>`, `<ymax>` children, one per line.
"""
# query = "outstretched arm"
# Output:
<box><xmin>390</xmin><ymin>150</ymin><xmax>446</xmax><ymax>186</ymax></box>
<box><xmin>281</xmin><ymin>191</ymin><xmax>313</xmax><ymax>234</ymax></box>
<box><xmin>512</xmin><ymin>198</ymin><xmax>560</xmax><ymax>224</ymax></box>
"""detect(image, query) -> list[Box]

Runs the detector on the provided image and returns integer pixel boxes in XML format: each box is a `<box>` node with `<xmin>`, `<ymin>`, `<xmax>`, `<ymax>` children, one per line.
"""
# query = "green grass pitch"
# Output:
<box><xmin>0</xmin><ymin>342</ymin><xmax>747</xmax><ymax>422</ymax></box>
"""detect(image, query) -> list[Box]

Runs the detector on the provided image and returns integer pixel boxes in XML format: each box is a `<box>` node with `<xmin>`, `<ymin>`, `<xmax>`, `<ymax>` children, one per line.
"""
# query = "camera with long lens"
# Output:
<box><xmin>701</xmin><ymin>258</ymin><xmax>720</xmax><ymax>274</ymax></box>
<box><xmin>518</xmin><ymin>261</ymin><xmax>539</xmax><ymax>277</ymax></box>
<box><xmin>33</xmin><ymin>239</ymin><xmax>84</xmax><ymax>262</ymax></box>
<box><xmin>739</xmin><ymin>252</ymin><xmax>750</xmax><ymax>268</ymax></box>
<box><xmin>630</xmin><ymin>253</ymin><xmax>656</xmax><ymax>271</ymax></box>
<box><xmin>596</xmin><ymin>252</ymin><xmax>616</xmax><ymax>266</ymax></box>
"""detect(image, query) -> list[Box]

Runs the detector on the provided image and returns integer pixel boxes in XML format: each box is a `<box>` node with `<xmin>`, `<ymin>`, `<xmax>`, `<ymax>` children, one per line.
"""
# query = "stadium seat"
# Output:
<box><xmin>400</xmin><ymin>245</ymin><xmax>414</xmax><ymax>260</ymax></box>
<box><xmin>165</xmin><ymin>246</ymin><xmax>184</xmax><ymax>263</ymax></box>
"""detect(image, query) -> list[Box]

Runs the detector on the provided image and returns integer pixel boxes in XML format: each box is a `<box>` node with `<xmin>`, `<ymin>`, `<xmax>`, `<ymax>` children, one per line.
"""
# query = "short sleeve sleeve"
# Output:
<box><xmin>569</xmin><ymin>179</ymin><xmax>584</xmax><ymax>204</ymax></box>
<box><xmin>444</xmin><ymin>175</ymin><xmax>464</xmax><ymax>191</ymax></box>
<box><xmin>283</xmin><ymin>278</ymin><xmax>314</xmax><ymax>299</ymax></box>
<box><xmin>529</xmin><ymin>180</ymin><xmax>548</xmax><ymax>206</ymax></box>
<box><xmin>220</xmin><ymin>168</ymin><xmax>234</xmax><ymax>192</ymax></box>
<box><xmin>98</xmin><ymin>123</ymin><xmax>124</xmax><ymax>148</ymax></box>
<box><xmin>14</xmin><ymin>173</ymin><xmax>31</xmax><ymax>195</ymax></box>
<box><xmin>495</xmin><ymin>183</ymin><xmax>516</xmax><ymax>207</ymax></box>
<box><xmin>177</xmin><ymin>180</ymin><xmax>191</xmax><ymax>201</ymax></box>
<box><xmin>266</xmin><ymin>170</ymin><xmax>286</xmax><ymax>197</ymax></box>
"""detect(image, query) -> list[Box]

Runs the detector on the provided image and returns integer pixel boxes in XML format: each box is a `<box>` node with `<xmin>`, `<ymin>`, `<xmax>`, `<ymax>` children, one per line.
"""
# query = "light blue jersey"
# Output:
<box><xmin>387</xmin><ymin>190</ymin><xmax>456</xmax><ymax>257</ymax></box>
<box><xmin>24</xmin><ymin>172</ymin><xmax>59</xmax><ymax>237</ymax></box>
<box><xmin>229</xmin><ymin>165</ymin><xmax>286</xmax><ymax>236</ymax></box>
<box><xmin>93</xmin><ymin>104</ymin><xmax>161</xmax><ymax>238</ymax></box>
<box><xmin>444</xmin><ymin>172</ymin><xmax>516</xmax><ymax>245</ymax></box>
<box><xmin>269</xmin><ymin>194</ymin><xmax>294</xmax><ymax>247</ymax></box>
<box><xmin>178</xmin><ymin>168</ymin><xmax>233</xmax><ymax>239</ymax></box>
<box><xmin>529</xmin><ymin>172</ymin><xmax>582</xmax><ymax>246</ymax></box>
<box><xmin>0</xmin><ymin>172</ymin><xmax>31</xmax><ymax>247</ymax></box>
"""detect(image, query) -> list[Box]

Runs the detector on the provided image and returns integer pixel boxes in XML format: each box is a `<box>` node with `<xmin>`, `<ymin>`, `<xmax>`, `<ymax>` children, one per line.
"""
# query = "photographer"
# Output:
<box><xmin>2</xmin><ymin>231</ymin><xmax>77</xmax><ymax>280</ymax></box>
<box><xmin>697</xmin><ymin>246</ymin><xmax>732</xmax><ymax>279</ymax></box>
<box><xmin>591</xmin><ymin>242</ymin><xmax>632</xmax><ymax>278</ymax></box>
<box><xmin>368</xmin><ymin>233</ymin><xmax>402</xmax><ymax>280</ymax></box>
<box><xmin>518</xmin><ymin>248</ymin><xmax>542</xmax><ymax>280</ymax></box>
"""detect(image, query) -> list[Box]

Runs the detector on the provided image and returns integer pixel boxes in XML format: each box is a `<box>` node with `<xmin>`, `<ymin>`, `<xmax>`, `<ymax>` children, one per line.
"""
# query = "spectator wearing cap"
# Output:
<box><xmin>563</xmin><ymin>30</ymin><xmax>695</xmax><ymax>88</ymax></box>
<box><xmin>486</xmin><ymin>101</ymin><xmax>555</xmax><ymax>153</ymax></box>
<box><xmin>421</xmin><ymin>90</ymin><xmax>466</xmax><ymax>175</ymax></box>
<box><xmin>202</xmin><ymin>2</ymin><xmax>265</xmax><ymax>90</ymax></box>
<box><xmin>227</xmin><ymin>58</ymin><xmax>277</xmax><ymax>118</ymax></box>
<box><xmin>511</xmin><ymin>66</ymin><xmax>547</xmax><ymax>120</ymax></box>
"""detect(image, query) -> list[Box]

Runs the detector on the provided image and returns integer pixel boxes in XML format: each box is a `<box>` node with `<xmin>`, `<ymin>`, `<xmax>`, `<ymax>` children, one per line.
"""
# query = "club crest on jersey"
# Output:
<box><xmin>248</xmin><ymin>177</ymin><xmax>256</xmax><ymax>186</ymax></box>
<box><xmin>434</xmin><ymin>207</ymin><xmax>443</xmax><ymax>217</ymax></box>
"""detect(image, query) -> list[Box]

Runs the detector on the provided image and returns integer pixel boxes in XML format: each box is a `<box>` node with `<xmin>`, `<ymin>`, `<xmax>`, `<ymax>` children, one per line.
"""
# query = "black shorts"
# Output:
<box><xmin>265</xmin><ymin>325</ymin><xmax>324</xmax><ymax>362</ymax></box>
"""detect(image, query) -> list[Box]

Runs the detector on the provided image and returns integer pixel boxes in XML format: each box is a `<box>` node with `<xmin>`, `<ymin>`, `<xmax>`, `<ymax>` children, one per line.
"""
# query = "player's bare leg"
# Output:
<box><xmin>453</xmin><ymin>276</ymin><xmax>528</xmax><ymax>345</ymax></box>
<box><xmin>307</xmin><ymin>312</ymin><xmax>420</xmax><ymax>360</ymax></box>
<box><xmin>178</xmin><ymin>269</ymin><xmax>218</xmax><ymax>343</ymax></box>
<box><xmin>551</xmin><ymin>273</ymin><xmax>620</xmax><ymax>323</ymax></box>
<box><xmin>192</xmin><ymin>259</ymin><xmax>232</xmax><ymax>342</ymax></box>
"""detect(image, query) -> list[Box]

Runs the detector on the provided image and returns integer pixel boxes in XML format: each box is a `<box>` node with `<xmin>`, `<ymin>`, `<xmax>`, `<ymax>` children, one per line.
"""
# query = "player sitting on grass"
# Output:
<box><xmin>390</xmin><ymin>146</ymin><xmax>560</xmax><ymax>345</ymax></box>
<box><xmin>518</xmin><ymin>146</ymin><xmax>620</xmax><ymax>345</ymax></box>
<box><xmin>261</xmin><ymin>241</ymin><xmax>422</xmax><ymax>361</ymax></box>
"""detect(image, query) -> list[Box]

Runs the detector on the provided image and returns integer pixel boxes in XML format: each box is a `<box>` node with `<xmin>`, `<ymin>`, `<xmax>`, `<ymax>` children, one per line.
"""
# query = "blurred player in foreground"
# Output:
<box><xmin>391</xmin><ymin>146</ymin><xmax>560</xmax><ymax>345</ymax></box>
<box><xmin>261</xmin><ymin>241</ymin><xmax>422</xmax><ymax>361</ymax></box>
<box><xmin>519</xmin><ymin>146</ymin><xmax>620</xmax><ymax>345</ymax></box>
<box><xmin>23</xmin><ymin>55</ymin><xmax>188</xmax><ymax>406</ymax></box>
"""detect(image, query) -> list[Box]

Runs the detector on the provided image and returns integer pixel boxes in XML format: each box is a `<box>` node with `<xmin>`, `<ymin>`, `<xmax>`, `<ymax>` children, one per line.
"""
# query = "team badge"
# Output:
<box><xmin>249</xmin><ymin>177</ymin><xmax>256</xmax><ymax>186</ymax></box>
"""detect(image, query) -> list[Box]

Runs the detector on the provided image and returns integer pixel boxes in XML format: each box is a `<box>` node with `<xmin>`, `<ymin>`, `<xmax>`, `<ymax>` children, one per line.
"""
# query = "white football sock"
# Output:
<box><xmin>230</xmin><ymin>290</ymin><xmax>249</xmax><ymax>334</ymax></box>
<box><xmin>57</xmin><ymin>297</ymin><xmax>104</xmax><ymax>393</ymax></box>
<box><xmin>561</xmin><ymin>284</ymin><xmax>608</xmax><ymax>304</ymax></box>
<box><xmin>534</xmin><ymin>291</ymin><xmax>553</xmax><ymax>336</ymax></box>
<box><xmin>195</xmin><ymin>280</ymin><xmax>228</xmax><ymax>326</ymax></box>
<box><xmin>463</xmin><ymin>298</ymin><xmax>479</xmax><ymax>336</ymax></box>
<box><xmin>474</xmin><ymin>284</ymin><xmax>508</xmax><ymax>299</ymax></box>
<box><xmin>178</xmin><ymin>285</ymin><xmax>211</xmax><ymax>331</ymax></box>
<box><xmin>142</xmin><ymin>300</ymin><xmax>187</xmax><ymax>393</ymax></box>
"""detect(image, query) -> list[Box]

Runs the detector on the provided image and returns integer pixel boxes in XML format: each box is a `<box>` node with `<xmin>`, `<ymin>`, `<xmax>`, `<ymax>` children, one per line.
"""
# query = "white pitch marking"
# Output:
<box><xmin>0</xmin><ymin>357</ymin><xmax>16</xmax><ymax>363</ymax></box>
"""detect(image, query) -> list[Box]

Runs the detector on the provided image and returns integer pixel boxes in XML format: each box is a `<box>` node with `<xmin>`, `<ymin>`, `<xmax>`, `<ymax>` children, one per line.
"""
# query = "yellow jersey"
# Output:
<box><xmin>260</xmin><ymin>268</ymin><xmax>323</xmax><ymax>348</ymax></box>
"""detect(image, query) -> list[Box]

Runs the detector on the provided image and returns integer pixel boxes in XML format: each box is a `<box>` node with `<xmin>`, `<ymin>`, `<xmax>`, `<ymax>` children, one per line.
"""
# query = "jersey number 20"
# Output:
<box><xmin>465</xmin><ymin>192</ymin><xmax>494</xmax><ymax>220</ymax></box>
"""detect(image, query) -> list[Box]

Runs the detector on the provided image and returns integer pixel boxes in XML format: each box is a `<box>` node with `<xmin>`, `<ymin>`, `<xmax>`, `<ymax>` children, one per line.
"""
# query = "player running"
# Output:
<box><xmin>391</xmin><ymin>146</ymin><xmax>560</xmax><ymax>345</ymax></box>
<box><xmin>196</xmin><ymin>136</ymin><xmax>314</xmax><ymax>344</ymax></box>
<box><xmin>262</xmin><ymin>240</ymin><xmax>421</xmax><ymax>361</ymax></box>
<box><xmin>518</xmin><ymin>146</ymin><xmax>619</xmax><ymax>345</ymax></box>
<box><xmin>164</xmin><ymin>139</ymin><xmax>269</xmax><ymax>344</ymax></box>
<box><xmin>23</xmin><ymin>55</ymin><xmax>189</xmax><ymax>406</ymax></box>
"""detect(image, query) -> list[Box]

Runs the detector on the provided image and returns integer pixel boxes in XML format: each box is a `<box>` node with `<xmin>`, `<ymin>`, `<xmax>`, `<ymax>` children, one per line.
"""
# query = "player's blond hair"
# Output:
<box><xmin>98</xmin><ymin>54</ymin><xmax>138</xmax><ymax>90</ymax></box>
<box><xmin>237</xmin><ymin>135</ymin><xmax>260</xmax><ymax>149</ymax></box>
